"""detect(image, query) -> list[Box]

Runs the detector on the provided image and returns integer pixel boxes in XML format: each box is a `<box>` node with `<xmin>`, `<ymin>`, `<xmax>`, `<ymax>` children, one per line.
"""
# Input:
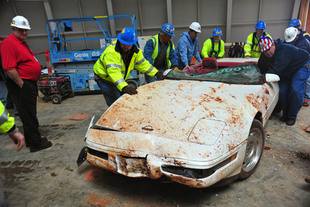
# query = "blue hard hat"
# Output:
<box><xmin>117</xmin><ymin>27</ymin><xmax>137</xmax><ymax>45</ymax></box>
<box><xmin>161</xmin><ymin>23</ymin><xmax>175</xmax><ymax>37</ymax></box>
<box><xmin>254</xmin><ymin>21</ymin><xmax>266</xmax><ymax>29</ymax></box>
<box><xmin>212</xmin><ymin>28</ymin><xmax>222</xmax><ymax>36</ymax></box>
<box><xmin>287</xmin><ymin>19</ymin><xmax>301</xmax><ymax>28</ymax></box>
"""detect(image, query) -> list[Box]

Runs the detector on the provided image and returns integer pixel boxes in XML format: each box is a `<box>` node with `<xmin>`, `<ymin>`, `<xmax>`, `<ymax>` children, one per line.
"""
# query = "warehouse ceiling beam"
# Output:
<box><xmin>226</xmin><ymin>0</ymin><xmax>233</xmax><ymax>42</ymax></box>
<box><xmin>77</xmin><ymin>0</ymin><xmax>89</xmax><ymax>49</ymax></box>
<box><xmin>197</xmin><ymin>0</ymin><xmax>200</xmax><ymax>23</ymax></box>
<box><xmin>106</xmin><ymin>0</ymin><xmax>116</xmax><ymax>37</ymax></box>
<box><xmin>292</xmin><ymin>0</ymin><xmax>302</xmax><ymax>19</ymax></box>
<box><xmin>167</xmin><ymin>0</ymin><xmax>173</xmax><ymax>24</ymax></box>
<box><xmin>43</xmin><ymin>0</ymin><xmax>53</xmax><ymax>20</ymax></box>
<box><xmin>137</xmin><ymin>0</ymin><xmax>144</xmax><ymax>35</ymax></box>
<box><xmin>258</xmin><ymin>0</ymin><xmax>262</xmax><ymax>21</ymax></box>
<box><xmin>299</xmin><ymin>0</ymin><xmax>309</xmax><ymax>30</ymax></box>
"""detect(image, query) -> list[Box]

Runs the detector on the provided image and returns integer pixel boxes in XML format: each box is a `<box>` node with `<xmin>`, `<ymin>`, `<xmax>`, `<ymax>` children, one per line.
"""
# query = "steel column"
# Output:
<box><xmin>106</xmin><ymin>0</ymin><xmax>116</xmax><ymax>37</ymax></box>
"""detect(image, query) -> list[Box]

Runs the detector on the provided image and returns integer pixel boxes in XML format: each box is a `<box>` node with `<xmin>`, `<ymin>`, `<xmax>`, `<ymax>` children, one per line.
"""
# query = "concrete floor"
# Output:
<box><xmin>0</xmin><ymin>94</ymin><xmax>310</xmax><ymax>207</ymax></box>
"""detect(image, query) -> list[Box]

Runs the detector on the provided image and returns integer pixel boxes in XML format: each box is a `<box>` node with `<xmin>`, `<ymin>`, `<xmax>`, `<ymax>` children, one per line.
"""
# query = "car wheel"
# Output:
<box><xmin>52</xmin><ymin>94</ymin><xmax>62</xmax><ymax>104</ymax></box>
<box><xmin>239</xmin><ymin>119</ymin><xmax>265</xmax><ymax>180</ymax></box>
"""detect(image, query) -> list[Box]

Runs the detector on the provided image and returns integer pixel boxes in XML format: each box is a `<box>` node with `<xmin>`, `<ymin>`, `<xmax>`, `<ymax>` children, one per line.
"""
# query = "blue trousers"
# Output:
<box><xmin>145</xmin><ymin>69</ymin><xmax>164</xmax><ymax>83</ymax></box>
<box><xmin>305</xmin><ymin>75</ymin><xmax>310</xmax><ymax>101</ymax></box>
<box><xmin>279</xmin><ymin>62</ymin><xmax>310</xmax><ymax>119</ymax></box>
<box><xmin>96</xmin><ymin>79</ymin><xmax>122</xmax><ymax>106</ymax></box>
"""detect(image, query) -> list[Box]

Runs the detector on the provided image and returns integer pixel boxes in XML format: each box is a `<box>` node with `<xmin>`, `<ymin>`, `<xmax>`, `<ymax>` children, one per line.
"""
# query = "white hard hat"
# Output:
<box><xmin>189</xmin><ymin>22</ymin><xmax>201</xmax><ymax>33</ymax></box>
<box><xmin>284</xmin><ymin>27</ymin><xmax>298</xmax><ymax>43</ymax></box>
<box><xmin>11</xmin><ymin>15</ymin><xmax>31</xmax><ymax>30</ymax></box>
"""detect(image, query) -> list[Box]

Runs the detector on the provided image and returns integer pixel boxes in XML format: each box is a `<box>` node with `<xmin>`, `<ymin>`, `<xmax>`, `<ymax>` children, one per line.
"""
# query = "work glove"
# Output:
<box><xmin>173</xmin><ymin>67</ymin><xmax>182</xmax><ymax>72</ymax></box>
<box><xmin>122</xmin><ymin>86</ymin><xmax>138</xmax><ymax>95</ymax></box>
<box><xmin>265</xmin><ymin>73</ymin><xmax>280</xmax><ymax>82</ymax></box>
<box><xmin>155</xmin><ymin>72</ymin><xmax>164</xmax><ymax>80</ymax></box>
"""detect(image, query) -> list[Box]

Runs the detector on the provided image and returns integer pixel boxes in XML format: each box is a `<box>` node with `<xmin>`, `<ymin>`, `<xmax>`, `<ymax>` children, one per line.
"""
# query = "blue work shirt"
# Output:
<box><xmin>175</xmin><ymin>32</ymin><xmax>201</xmax><ymax>69</ymax></box>
<box><xmin>258</xmin><ymin>43</ymin><xmax>310</xmax><ymax>80</ymax></box>
<box><xmin>291</xmin><ymin>34</ymin><xmax>310</xmax><ymax>54</ymax></box>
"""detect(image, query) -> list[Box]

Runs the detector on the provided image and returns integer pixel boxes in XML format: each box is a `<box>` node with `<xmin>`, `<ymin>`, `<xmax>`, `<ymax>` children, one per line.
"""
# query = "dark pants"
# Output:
<box><xmin>95</xmin><ymin>78</ymin><xmax>122</xmax><ymax>106</ymax></box>
<box><xmin>145</xmin><ymin>68</ymin><xmax>165</xmax><ymax>83</ymax></box>
<box><xmin>279</xmin><ymin>62</ymin><xmax>310</xmax><ymax>119</ymax></box>
<box><xmin>7</xmin><ymin>78</ymin><xmax>42</xmax><ymax>147</ymax></box>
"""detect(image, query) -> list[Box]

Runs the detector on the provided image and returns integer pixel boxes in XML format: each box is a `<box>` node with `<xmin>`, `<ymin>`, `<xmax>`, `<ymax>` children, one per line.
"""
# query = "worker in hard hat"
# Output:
<box><xmin>284</xmin><ymin>27</ymin><xmax>310</xmax><ymax>107</ymax></box>
<box><xmin>0</xmin><ymin>100</ymin><xmax>24</xmax><ymax>206</ymax></box>
<box><xmin>258</xmin><ymin>36</ymin><xmax>310</xmax><ymax>126</ymax></box>
<box><xmin>1</xmin><ymin>15</ymin><xmax>52</xmax><ymax>152</ymax></box>
<box><xmin>143</xmin><ymin>23</ymin><xmax>178</xmax><ymax>83</ymax></box>
<box><xmin>244</xmin><ymin>21</ymin><xmax>272</xmax><ymax>58</ymax></box>
<box><xmin>93</xmin><ymin>27</ymin><xmax>163</xmax><ymax>106</ymax></box>
<box><xmin>201</xmin><ymin>28</ymin><xmax>225</xmax><ymax>58</ymax></box>
<box><xmin>175</xmin><ymin>22</ymin><xmax>202</xmax><ymax>70</ymax></box>
<box><xmin>287</xmin><ymin>18</ymin><xmax>310</xmax><ymax>41</ymax></box>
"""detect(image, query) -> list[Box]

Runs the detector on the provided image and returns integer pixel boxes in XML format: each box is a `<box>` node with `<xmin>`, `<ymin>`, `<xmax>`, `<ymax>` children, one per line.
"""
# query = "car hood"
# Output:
<box><xmin>94</xmin><ymin>80</ymin><xmax>264</xmax><ymax>147</ymax></box>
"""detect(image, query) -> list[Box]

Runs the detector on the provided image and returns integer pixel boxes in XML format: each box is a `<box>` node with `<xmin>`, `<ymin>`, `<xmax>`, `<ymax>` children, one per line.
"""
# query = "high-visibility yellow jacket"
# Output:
<box><xmin>94</xmin><ymin>41</ymin><xmax>158</xmax><ymax>92</ymax></box>
<box><xmin>244</xmin><ymin>32</ymin><xmax>272</xmax><ymax>58</ymax></box>
<box><xmin>0</xmin><ymin>101</ymin><xmax>14</xmax><ymax>134</ymax></box>
<box><xmin>201</xmin><ymin>38</ymin><xmax>225</xmax><ymax>58</ymax></box>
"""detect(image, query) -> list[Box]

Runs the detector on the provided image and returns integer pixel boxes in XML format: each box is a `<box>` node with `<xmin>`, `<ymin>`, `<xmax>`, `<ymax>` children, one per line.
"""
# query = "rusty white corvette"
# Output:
<box><xmin>77</xmin><ymin>61</ymin><xmax>279</xmax><ymax>188</ymax></box>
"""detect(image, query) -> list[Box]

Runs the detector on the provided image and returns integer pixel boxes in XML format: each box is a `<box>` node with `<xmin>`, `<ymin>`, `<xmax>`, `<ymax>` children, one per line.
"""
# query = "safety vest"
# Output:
<box><xmin>93</xmin><ymin>41</ymin><xmax>158</xmax><ymax>91</ymax></box>
<box><xmin>149</xmin><ymin>34</ymin><xmax>174</xmax><ymax>69</ymax></box>
<box><xmin>201</xmin><ymin>38</ymin><xmax>225</xmax><ymax>58</ymax></box>
<box><xmin>0</xmin><ymin>101</ymin><xmax>14</xmax><ymax>134</ymax></box>
<box><xmin>244</xmin><ymin>32</ymin><xmax>272</xmax><ymax>58</ymax></box>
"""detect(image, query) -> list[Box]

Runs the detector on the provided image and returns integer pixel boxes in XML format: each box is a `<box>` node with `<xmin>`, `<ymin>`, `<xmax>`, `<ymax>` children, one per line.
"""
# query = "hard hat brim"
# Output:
<box><xmin>254</xmin><ymin>26</ymin><xmax>266</xmax><ymax>30</ymax></box>
<box><xmin>190</xmin><ymin>28</ymin><xmax>201</xmax><ymax>33</ymax></box>
<box><xmin>284</xmin><ymin>36</ymin><xmax>296</xmax><ymax>43</ymax></box>
<box><xmin>117</xmin><ymin>31</ymin><xmax>137</xmax><ymax>45</ymax></box>
<box><xmin>11</xmin><ymin>24</ymin><xmax>31</xmax><ymax>30</ymax></box>
<box><xmin>163</xmin><ymin>30</ymin><xmax>175</xmax><ymax>37</ymax></box>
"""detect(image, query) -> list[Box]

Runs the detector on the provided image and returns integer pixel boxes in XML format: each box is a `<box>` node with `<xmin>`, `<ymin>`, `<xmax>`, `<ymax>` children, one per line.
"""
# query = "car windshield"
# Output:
<box><xmin>165</xmin><ymin>63</ymin><xmax>264</xmax><ymax>85</ymax></box>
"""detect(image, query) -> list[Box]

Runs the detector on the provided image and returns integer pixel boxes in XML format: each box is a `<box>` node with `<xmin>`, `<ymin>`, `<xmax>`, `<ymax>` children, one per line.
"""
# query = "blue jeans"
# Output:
<box><xmin>305</xmin><ymin>75</ymin><xmax>310</xmax><ymax>100</ymax></box>
<box><xmin>145</xmin><ymin>69</ymin><xmax>164</xmax><ymax>83</ymax></box>
<box><xmin>279</xmin><ymin>62</ymin><xmax>310</xmax><ymax>119</ymax></box>
<box><xmin>96</xmin><ymin>79</ymin><xmax>121</xmax><ymax>106</ymax></box>
<box><xmin>0</xmin><ymin>81</ymin><xmax>8</xmax><ymax>106</ymax></box>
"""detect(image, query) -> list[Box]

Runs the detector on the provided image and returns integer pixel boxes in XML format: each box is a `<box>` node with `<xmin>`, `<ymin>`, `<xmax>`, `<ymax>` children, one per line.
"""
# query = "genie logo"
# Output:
<box><xmin>74</xmin><ymin>52</ymin><xmax>89</xmax><ymax>58</ymax></box>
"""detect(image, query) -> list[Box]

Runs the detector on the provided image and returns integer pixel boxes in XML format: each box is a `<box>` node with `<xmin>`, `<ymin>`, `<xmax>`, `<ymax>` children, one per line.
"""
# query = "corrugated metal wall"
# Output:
<box><xmin>0</xmin><ymin>0</ymin><xmax>302</xmax><ymax>63</ymax></box>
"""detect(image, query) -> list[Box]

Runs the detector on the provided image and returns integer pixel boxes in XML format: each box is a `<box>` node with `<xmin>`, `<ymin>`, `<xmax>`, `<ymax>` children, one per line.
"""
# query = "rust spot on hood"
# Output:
<box><xmin>228</xmin><ymin>144</ymin><xmax>237</xmax><ymax>151</ymax></box>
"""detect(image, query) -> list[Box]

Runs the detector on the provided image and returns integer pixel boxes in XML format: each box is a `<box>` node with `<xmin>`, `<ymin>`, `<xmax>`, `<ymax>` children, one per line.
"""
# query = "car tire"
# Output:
<box><xmin>239</xmin><ymin>119</ymin><xmax>265</xmax><ymax>180</ymax></box>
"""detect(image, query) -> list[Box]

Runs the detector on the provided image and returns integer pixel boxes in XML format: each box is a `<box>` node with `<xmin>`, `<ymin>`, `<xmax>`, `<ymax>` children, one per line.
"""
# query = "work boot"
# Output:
<box><xmin>305</xmin><ymin>176</ymin><xmax>310</xmax><ymax>183</ymax></box>
<box><xmin>303</xmin><ymin>100</ymin><xmax>309</xmax><ymax>107</ymax></box>
<box><xmin>30</xmin><ymin>137</ymin><xmax>52</xmax><ymax>153</ymax></box>
<box><xmin>286</xmin><ymin>118</ymin><xmax>296</xmax><ymax>126</ymax></box>
<box><xmin>279</xmin><ymin>117</ymin><xmax>287</xmax><ymax>122</ymax></box>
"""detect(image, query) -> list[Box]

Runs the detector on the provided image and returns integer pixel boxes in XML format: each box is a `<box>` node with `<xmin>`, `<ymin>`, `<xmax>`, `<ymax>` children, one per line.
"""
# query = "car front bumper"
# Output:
<box><xmin>78</xmin><ymin>139</ymin><xmax>247</xmax><ymax>188</ymax></box>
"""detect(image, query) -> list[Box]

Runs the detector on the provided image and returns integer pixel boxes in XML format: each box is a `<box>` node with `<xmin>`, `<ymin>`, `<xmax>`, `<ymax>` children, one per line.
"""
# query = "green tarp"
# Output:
<box><xmin>165</xmin><ymin>63</ymin><xmax>264</xmax><ymax>85</ymax></box>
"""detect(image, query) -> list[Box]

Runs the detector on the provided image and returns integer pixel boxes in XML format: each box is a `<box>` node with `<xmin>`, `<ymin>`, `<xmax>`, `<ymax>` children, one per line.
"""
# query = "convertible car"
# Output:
<box><xmin>77</xmin><ymin>59</ymin><xmax>279</xmax><ymax>188</ymax></box>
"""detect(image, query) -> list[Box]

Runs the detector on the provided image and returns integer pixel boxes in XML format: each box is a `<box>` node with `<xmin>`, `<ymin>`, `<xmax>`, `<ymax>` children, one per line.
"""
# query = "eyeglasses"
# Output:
<box><xmin>14</xmin><ymin>28</ymin><xmax>28</xmax><ymax>33</ymax></box>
